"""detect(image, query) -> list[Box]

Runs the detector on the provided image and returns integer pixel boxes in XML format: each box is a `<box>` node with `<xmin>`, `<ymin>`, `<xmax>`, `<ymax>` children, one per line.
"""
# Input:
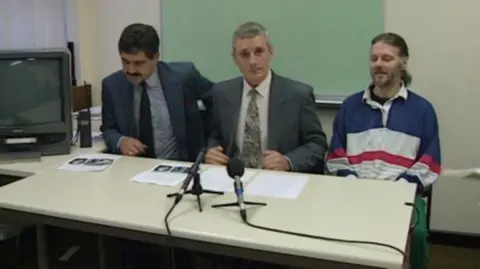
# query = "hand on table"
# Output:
<box><xmin>262</xmin><ymin>150</ymin><xmax>291</xmax><ymax>171</ymax></box>
<box><xmin>205</xmin><ymin>146</ymin><xmax>229</xmax><ymax>165</ymax></box>
<box><xmin>120</xmin><ymin>137</ymin><xmax>146</xmax><ymax>156</ymax></box>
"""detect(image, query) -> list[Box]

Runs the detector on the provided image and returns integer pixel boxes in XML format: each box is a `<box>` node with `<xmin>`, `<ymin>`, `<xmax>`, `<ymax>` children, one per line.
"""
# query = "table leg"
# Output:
<box><xmin>97</xmin><ymin>235</ymin><xmax>106</xmax><ymax>269</ymax></box>
<box><xmin>36</xmin><ymin>224</ymin><xmax>49</xmax><ymax>269</ymax></box>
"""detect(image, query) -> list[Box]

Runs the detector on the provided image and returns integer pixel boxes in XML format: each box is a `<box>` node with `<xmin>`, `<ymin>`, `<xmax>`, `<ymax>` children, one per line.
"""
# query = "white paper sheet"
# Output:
<box><xmin>193</xmin><ymin>167</ymin><xmax>258</xmax><ymax>192</ymax></box>
<box><xmin>72</xmin><ymin>106</ymin><xmax>102</xmax><ymax>117</ymax></box>
<box><xmin>57</xmin><ymin>154</ymin><xmax>121</xmax><ymax>172</ymax></box>
<box><xmin>72</xmin><ymin>106</ymin><xmax>102</xmax><ymax>121</ymax></box>
<box><xmin>71</xmin><ymin>131</ymin><xmax>103</xmax><ymax>144</ymax></box>
<box><xmin>245</xmin><ymin>172</ymin><xmax>309</xmax><ymax>199</ymax></box>
<box><xmin>132</xmin><ymin>163</ymin><xmax>192</xmax><ymax>187</ymax></box>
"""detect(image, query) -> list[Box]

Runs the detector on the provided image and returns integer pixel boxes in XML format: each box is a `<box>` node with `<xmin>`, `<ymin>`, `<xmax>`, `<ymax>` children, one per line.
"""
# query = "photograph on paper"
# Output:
<box><xmin>153</xmin><ymin>164</ymin><xmax>173</xmax><ymax>172</ymax></box>
<box><xmin>68</xmin><ymin>158</ymin><xmax>88</xmax><ymax>165</ymax></box>
<box><xmin>84</xmin><ymin>158</ymin><xmax>114</xmax><ymax>166</ymax></box>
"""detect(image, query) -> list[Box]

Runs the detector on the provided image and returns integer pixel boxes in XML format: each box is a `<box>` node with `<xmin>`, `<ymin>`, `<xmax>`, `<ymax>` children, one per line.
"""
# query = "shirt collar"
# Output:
<box><xmin>144</xmin><ymin>67</ymin><xmax>160</xmax><ymax>88</ymax></box>
<box><xmin>362</xmin><ymin>82</ymin><xmax>408</xmax><ymax>102</ymax></box>
<box><xmin>243</xmin><ymin>69</ymin><xmax>272</xmax><ymax>97</ymax></box>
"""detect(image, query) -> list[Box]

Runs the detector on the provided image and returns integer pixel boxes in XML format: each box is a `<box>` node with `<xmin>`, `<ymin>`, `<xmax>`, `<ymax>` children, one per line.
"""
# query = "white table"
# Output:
<box><xmin>0</xmin><ymin>153</ymin><xmax>416</xmax><ymax>269</ymax></box>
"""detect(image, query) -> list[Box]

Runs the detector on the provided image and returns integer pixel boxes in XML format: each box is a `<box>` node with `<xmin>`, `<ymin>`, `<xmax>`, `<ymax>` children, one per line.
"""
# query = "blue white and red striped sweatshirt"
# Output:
<box><xmin>326</xmin><ymin>86</ymin><xmax>441</xmax><ymax>192</ymax></box>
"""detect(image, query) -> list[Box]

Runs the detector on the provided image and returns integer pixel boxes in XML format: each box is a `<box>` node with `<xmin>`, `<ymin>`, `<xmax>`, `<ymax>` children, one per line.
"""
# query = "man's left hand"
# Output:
<box><xmin>262</xmin><ymin>150</ymin><xmax>291</xmax><ymax>171</ymax></box>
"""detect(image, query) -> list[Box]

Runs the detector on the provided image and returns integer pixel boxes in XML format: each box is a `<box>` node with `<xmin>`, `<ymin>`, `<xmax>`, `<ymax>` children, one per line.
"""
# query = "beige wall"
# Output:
<box><xmin>73</xmin><ymin>0</ymin><xmax>161</xmax><ymax>104</ymax></box>
<box><xmin>74</xmin><ymin>0</ymin><xmax>480</xmax><ymax>234</ymax></box>
<box><xmin>384</xmin><ymin>1</ymin><xmax>480</xmax><ymax>234</ymax></box>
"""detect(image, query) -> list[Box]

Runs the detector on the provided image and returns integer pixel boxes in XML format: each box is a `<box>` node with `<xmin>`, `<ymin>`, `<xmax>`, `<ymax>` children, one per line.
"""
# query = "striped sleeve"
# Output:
<box><xmin>326</xmin><ymin>105</ymin><xmax>358</xmax><ymax>177</ymax></box>
<box><xmin>397</xmin><ymin>104</ymin><xmax>441</xmax><ymax>191</ymax></box>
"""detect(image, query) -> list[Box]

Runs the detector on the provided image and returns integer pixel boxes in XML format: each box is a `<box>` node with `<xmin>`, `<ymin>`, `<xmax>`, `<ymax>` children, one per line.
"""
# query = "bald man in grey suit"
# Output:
<box><xmin>205</xmin><ymin>21</ymin><xmax>327</xmax><ymax>175</ymax></box>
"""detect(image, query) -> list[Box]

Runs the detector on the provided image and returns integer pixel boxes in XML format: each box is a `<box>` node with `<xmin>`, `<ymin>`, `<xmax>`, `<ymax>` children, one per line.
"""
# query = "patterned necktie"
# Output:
<box><xmin>242</xmin><ymin>89</ymin><xmax>262</xmax><ymax>168</ymax></box>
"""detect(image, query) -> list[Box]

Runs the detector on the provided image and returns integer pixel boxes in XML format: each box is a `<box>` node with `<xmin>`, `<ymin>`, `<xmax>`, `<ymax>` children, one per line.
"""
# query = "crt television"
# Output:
<box><xmin>0</xmin><ymin>48</ymin><xmax>72</xmax><ymax>157</ymax></box>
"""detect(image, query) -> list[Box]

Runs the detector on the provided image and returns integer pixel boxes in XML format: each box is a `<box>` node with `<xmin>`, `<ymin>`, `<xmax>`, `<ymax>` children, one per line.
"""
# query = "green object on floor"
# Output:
<box><xmin>410</xmin><ymin>196</ymin><xmax>429</xmax><ymax>269</ymax></box>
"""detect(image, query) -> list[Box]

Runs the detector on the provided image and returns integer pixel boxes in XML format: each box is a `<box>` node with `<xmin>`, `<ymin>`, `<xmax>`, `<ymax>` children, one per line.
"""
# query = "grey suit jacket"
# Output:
<box><xmin>208</xmin><ymin>72</ymin><xmax>327</xmax><ymax>174</ymax></box>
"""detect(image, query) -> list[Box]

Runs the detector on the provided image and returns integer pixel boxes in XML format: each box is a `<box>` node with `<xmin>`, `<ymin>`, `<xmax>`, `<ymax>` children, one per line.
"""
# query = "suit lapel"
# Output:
<box><xmin>267</xmin><ymin>73</ymin><xmax>288</xmax><ymax>150</ymax></box>
<box><xmin>157</xmin><ymin>62</ymin><xmax>186</xmax><ymax>146</ymax></box>
<box><xmin>224</xmin><ymin>78</ymin><xmax>243</xmax><ymax>157</ymax></box>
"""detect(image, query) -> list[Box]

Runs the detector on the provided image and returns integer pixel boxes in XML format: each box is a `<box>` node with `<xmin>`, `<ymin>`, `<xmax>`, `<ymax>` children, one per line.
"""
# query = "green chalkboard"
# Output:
<box><xmin>161</xmin><ymin>0</ymin><xmax>384</xmax><ymax>103</ymax></box>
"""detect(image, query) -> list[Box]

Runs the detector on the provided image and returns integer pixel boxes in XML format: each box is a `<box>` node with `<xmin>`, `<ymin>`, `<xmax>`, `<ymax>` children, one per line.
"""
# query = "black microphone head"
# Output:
<box><xmin>227</xmin><ymin>158</ymin><xmax>245</xmax><ymax>178</ymax></box>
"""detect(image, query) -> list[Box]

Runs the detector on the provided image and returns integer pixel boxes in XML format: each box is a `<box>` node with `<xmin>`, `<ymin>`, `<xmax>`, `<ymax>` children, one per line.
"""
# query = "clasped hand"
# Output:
<box><xmin>205</xmin><ymin>146</ymin><xmax>291</xmax><ymax>171</ymax></box>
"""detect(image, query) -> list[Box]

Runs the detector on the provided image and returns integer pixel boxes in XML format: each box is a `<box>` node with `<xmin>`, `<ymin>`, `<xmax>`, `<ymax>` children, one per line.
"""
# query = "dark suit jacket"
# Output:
<box><xmin>101</xmin><ymin>61</ymin><xmax>214</xmax><ymax>162</ymax></box>
<box><xmin>208</xmin><ymin>72</ymin><xmax>327</xmax><ymax>174</ymax></box>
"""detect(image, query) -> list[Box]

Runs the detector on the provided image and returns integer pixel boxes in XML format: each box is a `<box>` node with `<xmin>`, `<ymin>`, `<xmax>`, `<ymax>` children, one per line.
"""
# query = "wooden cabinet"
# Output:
<box><xmin>72</xmin><ymin>84</ymin><xmax>92</xmax><ymax>112</ymax></box>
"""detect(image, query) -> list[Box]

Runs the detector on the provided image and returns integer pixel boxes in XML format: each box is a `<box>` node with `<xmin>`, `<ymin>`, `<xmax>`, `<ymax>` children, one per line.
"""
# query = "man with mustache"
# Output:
<box><xmin>101</xmin><ymin>23</ymin><xmax>213</xmax><ymax>161</ymax></box>
<box><xmin>205</xmin><ymin>21</ymin><xmax>327</xmax><ymax>175</ymax></box>
<box><xmin>100</xmin><ymin>23</ymin><xmax>214</xmax><ymax>269</ymax></box>
<box><xmin>326</xmin><ymin>33</ymin><xmax>441</xmax><ymax>269</ymax></box>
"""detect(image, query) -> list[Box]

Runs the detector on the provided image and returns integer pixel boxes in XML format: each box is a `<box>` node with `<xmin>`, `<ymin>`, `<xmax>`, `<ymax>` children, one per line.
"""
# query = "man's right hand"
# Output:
<box><xmin>119</xmin><ymin>137</ymin><xmax>147</xmax><ymax>156</ymax></box>
<box><xmin>205</xmin><ymin>146</ymin><xmax>229</xmax><ymax>165</ymax></box>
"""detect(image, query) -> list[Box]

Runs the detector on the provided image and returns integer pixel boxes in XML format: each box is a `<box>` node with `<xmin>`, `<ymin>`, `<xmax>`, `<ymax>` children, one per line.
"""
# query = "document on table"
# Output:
<box><xmin>57</xmin><ymin>154</ymin><xmax>121</xmax><ymax>172</ymax></box>
<box><xmin>245</xmin><ymin>172</ymin><xmax>309</xmax><ymax>199</ymax></box>
<box><xmin>132</xmin><ymin>163</ymin><xmax>193</xmax><ymax>187</ymax></box>
<box><xmin>192</xmin><ymin>167</ymin><xmax>258</xmax><ymax>192</ymax></box>
<box><xmin>442</xmin><ymin>168</ymin><xmax>480</xmax><ymax>179</ymax></box>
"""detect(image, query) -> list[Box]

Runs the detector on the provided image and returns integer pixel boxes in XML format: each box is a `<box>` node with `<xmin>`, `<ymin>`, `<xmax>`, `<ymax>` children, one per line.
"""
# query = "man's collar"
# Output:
<box><xmin>243</xmin><ymin>69</ymin><xmax>272</xmax><ymax>96</ymax></box>
<box><xmin>144</xmin><ymin>66</ymin><xmax>160</xmax><ymax>87</ymax></box>
<box><xmin>362</xmin><ymin>82</ymin><xmax>408</xmax><ymax>102</ymax></box>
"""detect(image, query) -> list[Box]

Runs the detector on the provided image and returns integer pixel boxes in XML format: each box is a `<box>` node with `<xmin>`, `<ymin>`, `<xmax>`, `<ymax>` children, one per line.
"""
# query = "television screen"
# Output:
<box><xmin>0</xmin><ymin>58</ymin><xmax>64</xmax><ymax>126</ymax></box>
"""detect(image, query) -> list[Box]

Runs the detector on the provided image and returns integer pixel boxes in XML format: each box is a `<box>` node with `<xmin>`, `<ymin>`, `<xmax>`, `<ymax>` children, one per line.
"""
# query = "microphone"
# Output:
<box><xmin>227</xmin><ymin>158</ymin><xmax>247</xmax><ymax>221</ymax></box>
<box><xmin>173</xmin><ymin>148</ymin><xmax>206</xmax><ymax>204</ymax></box>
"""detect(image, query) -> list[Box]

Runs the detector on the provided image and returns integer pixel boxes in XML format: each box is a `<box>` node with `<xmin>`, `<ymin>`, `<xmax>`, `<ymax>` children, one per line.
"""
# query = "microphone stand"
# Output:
<box><xmin>166</xmin><ymin>168</ymin><xmax>224</xmax><ymax>212</ymax></box>
<box><xmin>211</xmin><ymin>181</ymin><xmax>267</xmax><ymax>209</ymax></box>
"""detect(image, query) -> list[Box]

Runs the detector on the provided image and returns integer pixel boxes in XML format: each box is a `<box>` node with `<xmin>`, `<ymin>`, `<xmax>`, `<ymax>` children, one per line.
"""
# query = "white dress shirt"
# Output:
<box><xmin>236</xmin><ymin>70</ymin><xmax>272</xmax><ymax>154</ymax></box>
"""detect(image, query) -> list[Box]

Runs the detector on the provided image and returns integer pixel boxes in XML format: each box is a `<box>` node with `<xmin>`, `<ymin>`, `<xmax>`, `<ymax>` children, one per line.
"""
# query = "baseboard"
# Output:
<box><xmin>429</xmin><ymin>230</ymin><xmax>480</xmax><ymax>248</ymax></box>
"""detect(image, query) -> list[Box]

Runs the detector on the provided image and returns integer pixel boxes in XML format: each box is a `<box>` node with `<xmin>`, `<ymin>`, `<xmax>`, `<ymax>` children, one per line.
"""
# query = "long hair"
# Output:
<box><xmin>371</xmin><ymin>33</ymin><xmax>412</xmax><ymax>86</ymax></box>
